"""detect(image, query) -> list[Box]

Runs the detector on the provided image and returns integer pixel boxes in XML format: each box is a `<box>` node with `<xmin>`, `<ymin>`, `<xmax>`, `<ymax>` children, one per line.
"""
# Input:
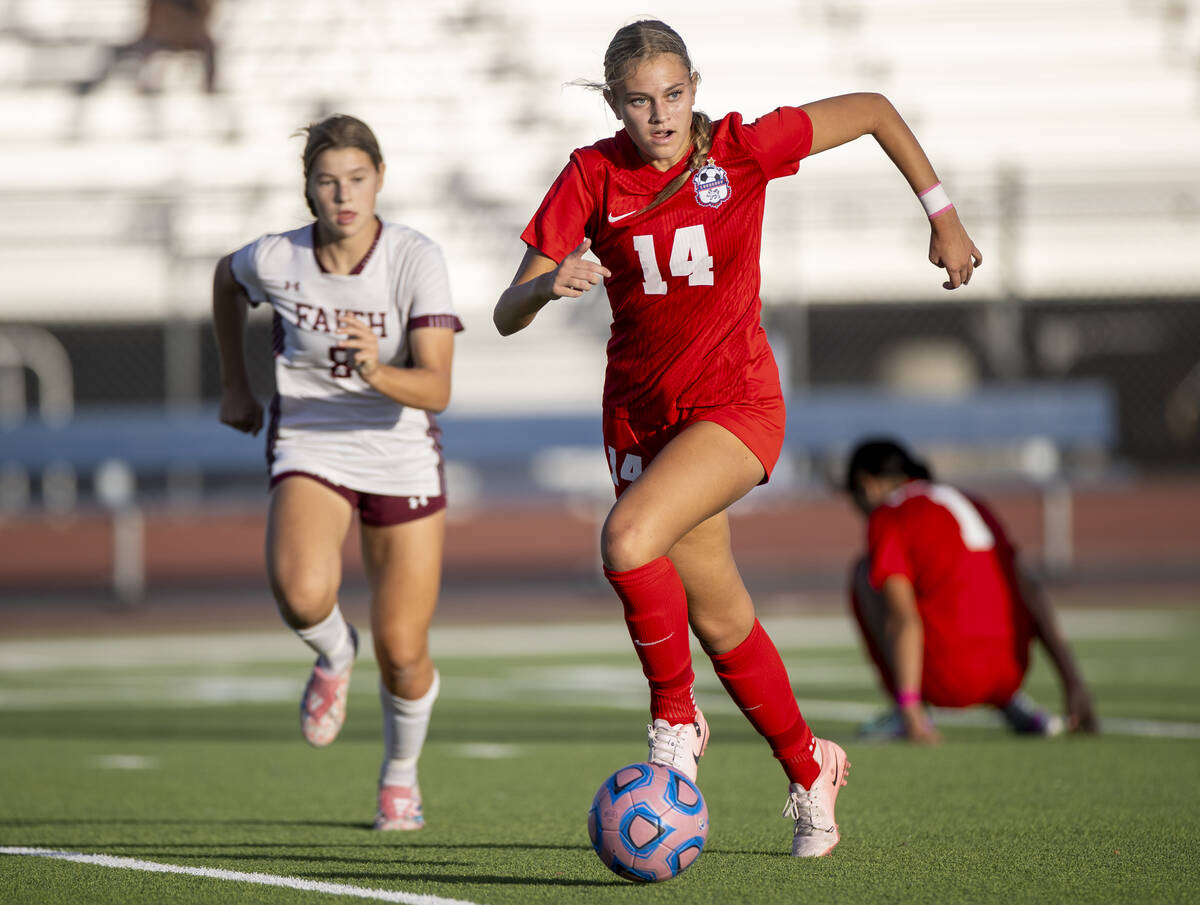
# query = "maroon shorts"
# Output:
<box><xmin>270</xmin><ymin>471</ymin><xmax>446</xmax><ymax>527</ymax></box>
<box><xmin>602</xmin><ymin>396</ymin><xmax>787</xmax><ymax>497</ymax></box>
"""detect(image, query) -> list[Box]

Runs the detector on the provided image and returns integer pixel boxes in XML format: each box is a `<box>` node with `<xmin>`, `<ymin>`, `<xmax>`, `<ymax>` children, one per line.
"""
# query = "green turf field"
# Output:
<box><xmin>2</xmin><ymin>608</ymin><xmax>1198</xmax><ymax>904</ymax></box>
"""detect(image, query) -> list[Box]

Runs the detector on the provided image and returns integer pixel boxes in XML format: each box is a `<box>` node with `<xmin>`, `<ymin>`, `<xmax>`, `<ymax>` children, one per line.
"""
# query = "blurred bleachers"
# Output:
<box><xmin>0</xmin><ymin>0</ymin><xmax>1197</xmax><ymax>453</ymax></box>
<box><xmin>1</xmin><ymin>0</ymin><xmax>1196</xmax><ymax>318</ymax></box>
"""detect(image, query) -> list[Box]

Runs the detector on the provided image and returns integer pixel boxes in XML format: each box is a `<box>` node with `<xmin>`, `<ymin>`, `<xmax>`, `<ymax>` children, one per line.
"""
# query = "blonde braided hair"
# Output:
<box><xmin>586</xmin><ymin>20</ymin><xmax>712</xmax><ymax>215</ymax></box>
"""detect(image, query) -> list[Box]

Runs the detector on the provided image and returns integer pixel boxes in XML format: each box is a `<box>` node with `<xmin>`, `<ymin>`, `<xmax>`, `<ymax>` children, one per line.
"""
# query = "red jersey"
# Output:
<box><xmin>867</xmin><ymin>480</ymin><xmax>1032</xmax><ymax>657</ymax></box>
<box><xmin>521</xmin><ymin>108</ymin><xmax>814</xmax><ymax>421</ymax></box>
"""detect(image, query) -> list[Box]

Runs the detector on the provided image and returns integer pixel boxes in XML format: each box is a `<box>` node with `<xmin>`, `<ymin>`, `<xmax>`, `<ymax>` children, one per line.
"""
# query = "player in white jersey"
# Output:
<box><xmin>212</xmin><ymin>114</ymin><xmax>462</xmax><ymax>831</ymax></box>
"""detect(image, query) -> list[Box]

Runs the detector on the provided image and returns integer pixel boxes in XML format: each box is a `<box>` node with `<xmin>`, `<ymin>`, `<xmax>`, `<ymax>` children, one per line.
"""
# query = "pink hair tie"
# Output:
<box><xmin>896</xmin><ymin>689</ymin><xmax>922</xmax><ymax>708</ymax></box>
<box><xmin>918</xmin><ymin>181</ymin><xmax>953</xmax><ymax>219</ymax></box>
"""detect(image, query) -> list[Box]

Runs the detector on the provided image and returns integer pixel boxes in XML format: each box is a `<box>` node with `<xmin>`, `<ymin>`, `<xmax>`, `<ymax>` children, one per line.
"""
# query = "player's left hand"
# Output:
<box><xmin>928</xmin><ymin>208</ymin><xmax>983</xmax><ymax>290</ymax></box>
<box><xmin>901</xmin><ymin>705</ymin><xmax>942</xmax><ymax>745</ymax></box>
<box><xmin>337</xmin><ymin>314</ymin><xmax>381</xmax><ymax>377</ymax></box>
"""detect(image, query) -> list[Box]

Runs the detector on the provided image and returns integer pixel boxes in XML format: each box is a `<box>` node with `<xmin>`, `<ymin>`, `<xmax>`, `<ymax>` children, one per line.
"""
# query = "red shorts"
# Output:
<box><xmin>850</xmin><ymin>560</ymin><xmax>1032</xmax><ymax>708</ymax></box>
<box><xmin>270</xmin><ymin>471</ymin><xmax>446</xmax><ymax>527</ymax></box>
<box><xmin>919</xmin><ymin>631</ymin><xmax>1032</xmax><ymax>708</ymax></box>
<box><xmin>602</xmin><ymin>396</ymin><xmax>787</xmax><ymax>497</ymax></box>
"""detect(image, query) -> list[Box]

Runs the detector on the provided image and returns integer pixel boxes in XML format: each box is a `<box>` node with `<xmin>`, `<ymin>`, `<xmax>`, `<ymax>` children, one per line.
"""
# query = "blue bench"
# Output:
<box><xmin>1</xmin><ymin>381</ymin><xmax>1115</xmax><ymax>493</ymax></box>
<box><xmin>783</xmin><ymin>382</ymin><xmax>1115</xmax><ymax>456</ymax></box>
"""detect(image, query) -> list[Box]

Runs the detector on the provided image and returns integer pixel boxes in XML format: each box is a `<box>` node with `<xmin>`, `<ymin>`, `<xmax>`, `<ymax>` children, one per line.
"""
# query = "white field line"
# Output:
<box><xmin>89</xmin><ymin>754</ymin><xmax>160</xmax><ymax>770</ymax></box>
<box><xmin>0</xmin><ymin>848</ymin><xmax>485</xmax><ymax>905</ymax></box>
<box><xmin>740</xmin><ymin>699</ymin><xmax>1200</xmax><ymax>739</ymax></box>
<box><xmin>0</xmin><ymin>608</ymin><xmax>1188</xmax><ymax>671</ymax></box>
<box><xmin>1</xmin><ymin>612</ymin><xmax>1197</xmax><ymax>739</ymax></box>
<box><xmin>1087</xmin><ymin>717</ymin><xmax>1200</xmax><ymax>739</ymax></box>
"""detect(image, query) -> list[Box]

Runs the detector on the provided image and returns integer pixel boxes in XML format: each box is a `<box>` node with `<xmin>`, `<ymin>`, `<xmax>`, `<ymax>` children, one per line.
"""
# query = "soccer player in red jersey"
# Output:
<box><xmin>845</xmin><ymin>438</ymin><xmax>1098</xmax><ymax>744</ymax></box>
<box><xmin>493</xmin><ymin>19</ymin><xmax>981</xmax><ymax>856</ymax></box>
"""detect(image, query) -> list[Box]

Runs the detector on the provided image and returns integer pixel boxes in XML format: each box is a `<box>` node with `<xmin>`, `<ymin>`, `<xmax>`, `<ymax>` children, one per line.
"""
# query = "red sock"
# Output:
<box><xmin>604</xmin><ymin>556</ymin><xmax>696</xmax><ymax>724</ymax></box>
<box><xmin>710</xmin><ymin>619</ymin><xmax>820</xmax><ymax>788</ymax></box>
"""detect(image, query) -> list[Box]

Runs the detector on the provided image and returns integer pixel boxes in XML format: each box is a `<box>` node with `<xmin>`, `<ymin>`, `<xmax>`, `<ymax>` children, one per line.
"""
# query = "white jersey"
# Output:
<box><xmin>230</xmin><ymin>219</ymin><xmax>463</xmax><ymax>496</ymax></box>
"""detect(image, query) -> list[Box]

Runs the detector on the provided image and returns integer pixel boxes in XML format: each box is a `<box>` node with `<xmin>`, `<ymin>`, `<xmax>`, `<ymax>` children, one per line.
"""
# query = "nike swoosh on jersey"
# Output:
<box><xmin>607</xmin><ymin>210</ymin><xmax>637</xmax><ymax>223</ymax></box>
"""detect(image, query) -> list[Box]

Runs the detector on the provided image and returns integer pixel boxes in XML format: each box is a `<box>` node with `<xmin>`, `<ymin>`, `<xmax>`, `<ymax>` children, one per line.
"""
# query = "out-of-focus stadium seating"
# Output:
<box><xmin>2</xmin><ymin>1</ymin><xmax>1197</xmax><ymax>309</ymax></box>
<box><xmin>0</xmin><ymin>0</ymin><xmax>1196</xmax><ymax>424</ymax></box>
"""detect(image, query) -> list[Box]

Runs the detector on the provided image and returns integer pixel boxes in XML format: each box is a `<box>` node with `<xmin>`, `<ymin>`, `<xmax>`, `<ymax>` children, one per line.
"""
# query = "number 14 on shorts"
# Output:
<box><xmin>608</xmin><ymin>447</ymin><xmax>643</xmax><ymax>487</ymax></box>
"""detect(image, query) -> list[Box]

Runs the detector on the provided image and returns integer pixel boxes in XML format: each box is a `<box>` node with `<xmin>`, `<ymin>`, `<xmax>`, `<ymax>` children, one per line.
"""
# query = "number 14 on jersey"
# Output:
<box><xmin>633</xmin><ymin>225</ymin><xmax>713</xmax><ymax>295</ymax></box>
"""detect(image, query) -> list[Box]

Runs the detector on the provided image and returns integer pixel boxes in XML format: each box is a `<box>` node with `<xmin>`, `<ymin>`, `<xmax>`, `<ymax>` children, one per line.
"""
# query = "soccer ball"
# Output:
<box><xmin>588</xmin><ymin>762</ymin><xmax>709</xmax><ymax>882</ymax></box>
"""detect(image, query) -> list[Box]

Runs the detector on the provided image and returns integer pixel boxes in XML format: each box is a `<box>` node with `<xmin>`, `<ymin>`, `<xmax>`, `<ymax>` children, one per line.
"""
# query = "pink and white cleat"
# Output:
<box><xmin>647</xmin><ymin>708</ymin><xmax>710</xmax><ymax>784</ymax></box>
<box><xmin>374</xmin><ymin>784</ymin><xmax>424</xmax><ymax>831</ymax></box>
<box><xmin>300</xmin><ymin>626</ymin><xmax>357</xmax><ymax>747</ymax></box>
<box><xmin>783</xmin><ymin>737</ymin><xmax>850</xmax><ymax>857</ymax></box>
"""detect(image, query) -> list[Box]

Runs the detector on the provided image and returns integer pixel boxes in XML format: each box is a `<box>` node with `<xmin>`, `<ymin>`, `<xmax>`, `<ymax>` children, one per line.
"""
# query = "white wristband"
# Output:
<box><xmin>918</xmin><ymin>181</ymin><xmax>953</xmax><ymax>219</ymax></box>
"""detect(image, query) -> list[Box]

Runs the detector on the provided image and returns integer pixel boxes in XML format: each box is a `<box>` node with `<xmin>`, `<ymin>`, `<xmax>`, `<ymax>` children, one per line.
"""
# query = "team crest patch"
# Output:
<box><xmin>693</xmin><ymin>161</ymin><xmax>731</xmax><ymax>209</ymax></box>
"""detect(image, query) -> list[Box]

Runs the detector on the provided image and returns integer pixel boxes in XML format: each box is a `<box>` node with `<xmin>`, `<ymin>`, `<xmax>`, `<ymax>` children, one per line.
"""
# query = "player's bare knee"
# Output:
<box><xmin>268</xmin><ymin>567</ymin><xmax>338</xmax><ymax>626</ymax></box>
<box><xmin>601</xmin><ymin>515</ymin><xmax>658</xmax><ymax>572</ymax></box>
<box><xmin>373</xmin><ymin>633</ymin><xmax>428</xmax><ymax>678</ymax></box>
<box><xmin>376</xmin><ymin>646</ymin><xmax>432</xmax><ymax>699</ymax></box>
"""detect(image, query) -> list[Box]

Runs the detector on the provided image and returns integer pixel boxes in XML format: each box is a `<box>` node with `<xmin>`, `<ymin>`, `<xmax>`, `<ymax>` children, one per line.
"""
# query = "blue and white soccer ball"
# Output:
<box><xmin>588</xmin><ymin>762</ymin><xmax>709</xmax><ymax>882</ymax></box>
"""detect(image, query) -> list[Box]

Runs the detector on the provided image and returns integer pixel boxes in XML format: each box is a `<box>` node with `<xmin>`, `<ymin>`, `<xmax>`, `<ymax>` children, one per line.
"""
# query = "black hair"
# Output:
<box><xmin>844</xmin><ymin>438</ymin><xmax>932</xmax><ymax>495</ymax></box>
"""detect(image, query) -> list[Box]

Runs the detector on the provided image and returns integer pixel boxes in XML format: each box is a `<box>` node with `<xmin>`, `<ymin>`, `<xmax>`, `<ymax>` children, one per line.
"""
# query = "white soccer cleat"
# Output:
<box><xmin>300</xmin><ymin>625</ymin><xmax>358</xmax><ymax>747</ymax></box>
<box><xmin>783</xmin><ymin>737</ymin><xmax>850</xmax><ymax>857</ymax></box>
<box><xmin>646</xmin><ymin>708</ymin><xmax>710</xmax><ymax>783</ymax></box>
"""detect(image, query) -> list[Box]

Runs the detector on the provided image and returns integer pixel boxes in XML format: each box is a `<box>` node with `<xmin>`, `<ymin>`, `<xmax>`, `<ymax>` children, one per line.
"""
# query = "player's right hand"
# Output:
<box><xmin>549</xmin><ymin>238</ymin><xmax>611</xmax><ymax>299</ymax></box>
<box><xmin>1065</xmin><ymin>681</ymin><xmax>1099</xmax><ymax>734</ymax></box>
<box><xmin>219</xmin><ymin>387</ymin><xmax>263</xmax><ymax>435</ymax></box>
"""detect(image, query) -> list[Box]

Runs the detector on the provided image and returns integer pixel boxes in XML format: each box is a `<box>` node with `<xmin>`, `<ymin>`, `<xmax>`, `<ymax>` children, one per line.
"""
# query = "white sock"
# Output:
<box><xmin>295</xmin><ymin>604</ymin><xmax>355</xmax><ymax>674</ymax></box>
<box><xmin>379</xmin><ymin>670</ymin><xmax>440</xmax><ymax>787</ymax></box>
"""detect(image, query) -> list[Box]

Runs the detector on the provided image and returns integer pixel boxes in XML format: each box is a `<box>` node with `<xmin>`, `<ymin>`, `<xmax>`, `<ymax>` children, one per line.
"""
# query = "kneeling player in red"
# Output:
<box><xmin>844</xmin><ymin>439</ymin><xmax>1099</xmax><ymax>744</ymax></box>
<box><xmin>494</xmin><ymin>19</ymin><xmax>982</xmax><ymax>856</ymax></box>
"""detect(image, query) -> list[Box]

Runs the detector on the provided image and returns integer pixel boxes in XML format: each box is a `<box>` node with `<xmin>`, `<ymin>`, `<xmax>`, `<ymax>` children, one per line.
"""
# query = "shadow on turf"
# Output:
<box><xmin>44</xmin><ymin>849</ymin><xmax>471</xmax><ymax>869</ymax></box>
<box><xmin>704</xmin><ymin>847</ymin><xmax>792</xmax><ymax>859</ymax></box>
<box><xmin>2</xmin><ymin>819</ymin><xmax>599</xmax><ymax>853</ymax></box>
<box><xmin>1</xmin><ymin>835</ymin><xmax>626</xmax><ymax>888</ymax></box>
<box><xmin>2</xmin><ymin>822</ymin><xmax>606</xmax><ymax>859</ymax></box>
<box><xmin>320</xmin><ymin>871</ymin><xmax>623</xmax><ymax>888</ymax></box>
<box><xmin>0</xmin><ymin>818</ymin><xmax>365</xmax><ymax>830</ymax></box>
